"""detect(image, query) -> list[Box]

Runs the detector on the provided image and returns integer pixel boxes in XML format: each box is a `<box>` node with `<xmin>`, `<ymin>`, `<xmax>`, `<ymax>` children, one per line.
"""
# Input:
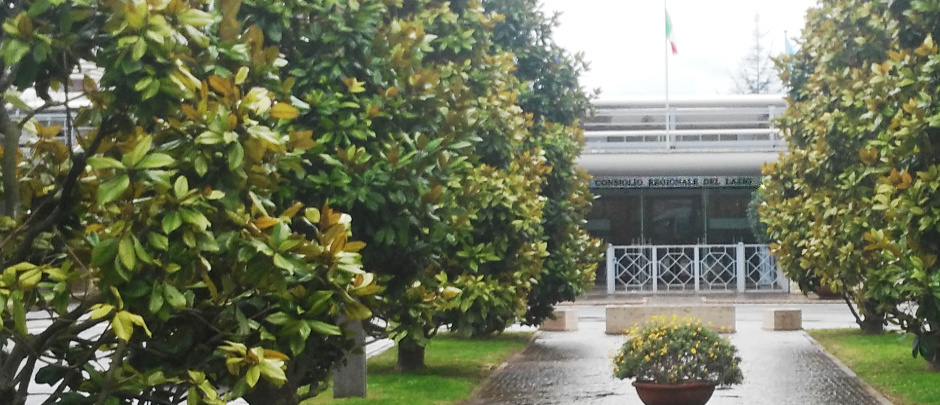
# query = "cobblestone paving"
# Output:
<box><xmin>467</xmin><ymin>304</ymin><xmax>890</xmax><ymax>405</ymax></box>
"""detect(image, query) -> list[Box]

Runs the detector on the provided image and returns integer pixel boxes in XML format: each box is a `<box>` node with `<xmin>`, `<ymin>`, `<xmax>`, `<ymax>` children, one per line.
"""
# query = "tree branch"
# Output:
<box><xmin>95</xmin><ymin>339</ymin><xmax>127</xmax><ymax>405</ymax></box>
<box><xmin>0</xmin><ymin>107</ymin><xmax>22</xmax><ymax>217</ymax></box>
<box><xmin>39</xmin><ymin>330</ymin><xmax>113</xmax><ymax>405</ymax></box>
<box><xmin>13</xmin><ymin>351</ymin><xmax>38</xmax><ymax>403</ymax></box>
<box><xmin>1</xmin><ymin>293</ymin><xmax>100</xmax><ymax>391</ymax></box>
<box><xmin>9</xmin><ymin>115</ymin><xmax>119</xmax><ymax>265</ymax></box>
<box><xmin>842</xmin><ymin>292</ymin><xmax>864</xmax><ymax>327</ymax></box>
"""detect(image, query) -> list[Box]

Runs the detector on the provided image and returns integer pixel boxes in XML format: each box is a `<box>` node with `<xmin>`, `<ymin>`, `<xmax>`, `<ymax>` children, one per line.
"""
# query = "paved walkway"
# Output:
<box><xmin>466</xmin><ymin>301</ymin><xmax>893</xmax><ymax>405</ymax></box>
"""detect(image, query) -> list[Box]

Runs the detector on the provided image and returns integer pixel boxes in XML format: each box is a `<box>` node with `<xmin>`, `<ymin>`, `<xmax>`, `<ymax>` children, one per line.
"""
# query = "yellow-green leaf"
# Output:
<box><xmin>11</xmin><ymin>291</ymin><xmax>25</xmax><ymax>336</ymax></box>
<box><xmin>132</xmin><ymin>37</ymin><xmax>147</xmax><ymax>61</ymax></box>
<box><xmin>112</xmin><ymin>311</ymin><xmax>132</xmax><ymax>341</ymax></box>
<box><xmin>136</xmin><ymin>153</ymin><xmax>175</xmax><ymax>169</ymax></box>
<box><xmin>162</xmin><ymin>210</ymin><xmax>182</xmax><ymax>234</ymax></box>
<box><xmin>17</xmin><ymin>268</ymin><xmax>42</xmax><ymax>289</ymax></box>
<box><xmin>179</xmin><ymin>208</ymin><xmax>210</xmax><ymax>232</ymax></box>
<box><xmin>89</xmin><ymin>303</ymin><xmax>115</xmax><ymax>320</ymax></box>
<box><xmin>270</xmin><ymin>102</ymin><xmax>300</xmax><ymax>119</ymax></box>
<box><xmin>174</xmin><ymin>176</ymin><xmax>189</xmax><ymax>200</ymax></box>
<box><xmin>234</xmin><ymin>66</ymin><xmax>249</xmax><ymax>85</ymax></box>
<box><xmin>309</xmin><ymin>320</ymin><xmax>342</xmax><ymax>336</ymax></box>
<box><xmin>97</xmin><ymin>174</ymin><xmax>130</xmax><ymax>205</ymax></box>
<box><xmin>118</xmin><ymin>235</ymin><xmax>136</xmax><ymax>270</ymax></box>
<box><xmin>123</xmin><ymin>310</ymin><xmax>152</xmax><ymax>337</ymax></box>
<box><xmin>245</xmin><ymin>365</ymin><xmax>261</xmax><ymax>388</ymax></box>
<box><xmin>124</xmin><ymin>136</ymin><xmax>153</xmax><ymax>168</ymax></box>
<box><xmin>195</xmin><ymin>131</ymin><xmax>224</xmax><ymax>145</ymax></box>
<box><xmin>258</xmin><ymin>358</ymin><xmax>287</xmax><ymax>387</ymax></box>
<box><xmin>87</xmin><ymin>157</ymin><xmax>126</xmax><ymax>170</ymax></box>
<box><xmin>342</xmin><ymin>77</ymin><xmax>366</xmax><ymax>93</ymax></box>
<box><xmin>178</xmin><ymin>9</ymin><xmax>214</xmax><ymax>28</ymax></box>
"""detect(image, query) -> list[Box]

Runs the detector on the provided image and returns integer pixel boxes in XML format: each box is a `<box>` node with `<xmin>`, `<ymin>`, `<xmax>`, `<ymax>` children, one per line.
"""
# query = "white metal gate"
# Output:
<box><xmin>605</xmin><ymin>243</ymin><xmax>787</xmax><ymax>293</ymax></box>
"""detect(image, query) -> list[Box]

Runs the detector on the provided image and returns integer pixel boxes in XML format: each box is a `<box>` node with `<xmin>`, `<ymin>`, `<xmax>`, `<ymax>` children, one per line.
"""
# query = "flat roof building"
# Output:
<box><xmin>580</xmin><ymin>95</ymin><xmax>789</xmax><ymax>294</ymax></box>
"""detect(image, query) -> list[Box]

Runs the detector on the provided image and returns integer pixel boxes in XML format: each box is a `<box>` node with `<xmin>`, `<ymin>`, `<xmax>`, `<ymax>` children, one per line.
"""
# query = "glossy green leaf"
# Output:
<box><xmin>124</xmin><ymin>136</ymin><xmax>152</xmax><ymax>168</ymax></box>
<box><xmin>97</xmin><ymin>175</ymin><xmax>130</xmax><ymax>205</ymax></box>
<box><xmin>136</xmin><ymin>153</ymin><xmax>175</xmax><ymax>169</ymax></box>
<box><xmin>87</xmin><ymin>157</ymin><xmax>126</xmax><ymax>170</ymax></box>
<box><xmin>179</xmin><ymin>208</ymin><xmax>210</xmax><ymax>232</ymax></box>
<box><xmin>174</xmin><ymin>176</ymin><xmax>189</xmax><ymax>200</ymax></box>
<box><xmin>162</xmin><ymin>211</ymin><xmax>182</xmax><ymax>234</ymax></box>
<box><xmin>245</xmin><ymin>365</ymin><xmax>261</xmax><ymax>388</ymax></box>
<box><xmin>309</xmin><ymin>320</ymin><xmax>342</xmax><ymax>336</ymax></box>
<box><xmin>118</xmin><ymin>235</ymin><xmax>136</xmax><ymax>270</ymax></box>
<box><xmin>149</xmin><ymin>286</ymin><xmax>164</xmax><ymax>313</ymax></box>
<box><xmin>164</xmin><ymin>285</ymin><xmax>187</xmax><ymax>309</ymax></box>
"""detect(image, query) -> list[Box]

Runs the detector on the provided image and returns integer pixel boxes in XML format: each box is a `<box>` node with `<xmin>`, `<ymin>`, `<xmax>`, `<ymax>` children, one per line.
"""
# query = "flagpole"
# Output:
<box><xmin>664</xmin><ymin>0</ymin><xmax>671</xmax><ymax>149</ymax></box>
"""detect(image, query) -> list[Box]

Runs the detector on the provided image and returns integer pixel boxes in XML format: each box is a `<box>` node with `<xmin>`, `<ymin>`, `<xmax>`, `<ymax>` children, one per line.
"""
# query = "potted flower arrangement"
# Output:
<box><xmin>613</xmin><ymin>316</ymin><xmax>743</xmax><ymax>405</ymax></box>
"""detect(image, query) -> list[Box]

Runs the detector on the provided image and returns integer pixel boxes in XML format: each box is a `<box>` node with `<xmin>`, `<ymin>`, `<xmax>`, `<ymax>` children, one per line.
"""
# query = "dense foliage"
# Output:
<box><xmin>238</xmin><ymin>0</ymin><xmax>540</xmax><ymax>370</ymax></box>
<box><xmin>0</xmin><ymin>0</ymin><xmax>599</xmax><ymax>401</ymax></box>
<box><xmin>761</xmin><ymin>0</ymin><xmax>940</xmax><ymax>365</ymax></box>
<box><xmin>482</xmin><ymin>0</ymin><xmax>604</xmax><ymax>328</ymax></box>
<box><xmin>0</xmin><ymin>0</ymin><xmax>377</xmax><ymax>403</ymax></box>
<box><xmin>240</xmin><ymin>0</ymin><xmax>600</xmax><ymax>370</ymax></box>
<box><xmin>613</xmin><ymin>316</ymin><xmax>743</xmax><ymax>386</ymax></box>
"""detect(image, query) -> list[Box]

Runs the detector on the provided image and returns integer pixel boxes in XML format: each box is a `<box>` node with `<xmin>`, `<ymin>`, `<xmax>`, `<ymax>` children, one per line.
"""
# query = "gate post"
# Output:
<box><xmin>606</xmin><ymin>244</ymin><xmax>615</xmax><ymax>294</ymax></box>
<box><xmin>652</xmin><ymin>247</ymin><xmax>659</xmax><ymax>292</ymax></box>
<box><xmin>736</xmin><ymin>242</ymin><xmax>746</xmax><ymax>293</ymax></box>
<box><xmin>693</xmin><ymin>246</ymin><xmax>701</xmax><ymax>292</ymax></box>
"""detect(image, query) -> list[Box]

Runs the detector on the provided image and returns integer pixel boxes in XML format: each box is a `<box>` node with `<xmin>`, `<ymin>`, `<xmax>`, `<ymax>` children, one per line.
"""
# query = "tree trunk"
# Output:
<box><xmin>842</xmin><ymin>294</ymin><xmax>885</xmax><ymax>335</ymax></box>
<box><xmin>858</xmin><ymin>300</ymin><xmax>885</xmax><ymax>335</ymax></box>
<box><xmin>927</xmin><ymin>351</ymin><xmax>940</xmax><ymax>372</ymax></box>
<box><xmin>858</xmin><ymin>315</ymin><xmax>885</xmax><ymax>334</ymax></box>
<box><xmin>396</xmin><ymin>338</ymin><xmax>427</xmax><ymax>372</ymax></box>
<box><xmin>0</xmin><ymin>107</ymin><xmax>21</xmax><ymax>217</ymax></box>
<box><xmin>242</xmin><ymin>380</ymin><xmax>299</xmax><ymax>405</ymax></box>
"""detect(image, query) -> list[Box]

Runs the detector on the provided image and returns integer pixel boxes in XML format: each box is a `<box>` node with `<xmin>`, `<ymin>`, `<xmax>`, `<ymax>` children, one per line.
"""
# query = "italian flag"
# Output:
<box><xmin>666</xmin><ymin>10</ymin><xmax>677</xmax><ymax>55</ymax></box>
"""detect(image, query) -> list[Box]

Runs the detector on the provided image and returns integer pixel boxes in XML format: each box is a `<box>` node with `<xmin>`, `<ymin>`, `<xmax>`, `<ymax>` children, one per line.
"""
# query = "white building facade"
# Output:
<box><xmin>579</xmin><ymin>95</ymin><xmax>789</xmax><ymax>294</ymax></box>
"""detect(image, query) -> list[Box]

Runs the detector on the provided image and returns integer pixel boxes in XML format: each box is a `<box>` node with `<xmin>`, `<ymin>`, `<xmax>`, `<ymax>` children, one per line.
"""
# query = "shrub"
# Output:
<box><xmin>613</xmin><ymin>316</ymin><xmax>743</xmax><ymax>386</ymax></box>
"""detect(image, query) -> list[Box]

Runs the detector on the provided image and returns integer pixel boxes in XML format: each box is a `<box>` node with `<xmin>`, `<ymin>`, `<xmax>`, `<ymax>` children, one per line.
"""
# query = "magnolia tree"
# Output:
<box><xmin>762</xmin><ymin>0</ymin><xmax>940</xmax><ymax>365</ymax></box>
<box><xmin>241</xmin><ymin>0</ymin><xmax>548</xmax><ymax>370</ymax></box>
<box><xmin>0</xmin><ymin>1</ymin><xmax>377</xmax><ymax>403</ymax></box>
<box><xmin>482</xmin><ymin>0</ymin><xmax>604</xmax><ymax>327</ymax></box>
<box><xmin>241</xmin><ymin>0</ymin><xmax>600</xmax><ymax>370</ymax></box>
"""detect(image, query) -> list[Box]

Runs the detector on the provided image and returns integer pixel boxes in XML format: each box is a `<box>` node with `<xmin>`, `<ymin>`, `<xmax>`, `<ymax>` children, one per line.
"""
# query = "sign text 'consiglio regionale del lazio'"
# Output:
<box><xmin>590</xmin><ymin>176</ymin><xmax>760</xmax><ymax>189</ymax></box>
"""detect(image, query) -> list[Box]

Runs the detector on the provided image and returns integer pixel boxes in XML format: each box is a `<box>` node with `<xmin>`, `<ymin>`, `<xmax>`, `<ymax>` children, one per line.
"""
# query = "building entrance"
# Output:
<box><xmin>587</xmin><ymin>187</ymin><xmax>756</xmax><ymax>246</ymax></box>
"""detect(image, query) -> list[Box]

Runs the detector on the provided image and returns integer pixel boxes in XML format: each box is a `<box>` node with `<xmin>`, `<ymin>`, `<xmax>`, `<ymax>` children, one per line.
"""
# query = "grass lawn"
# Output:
<box><xmin>809</xmin><ymin>329</ymin><xmax>940</xmax><ymax>405</ymax></box>
<box><xmin>308</xmin><ymin>332</ymin><xmax>532</xmax><ymax>405</ymax></box>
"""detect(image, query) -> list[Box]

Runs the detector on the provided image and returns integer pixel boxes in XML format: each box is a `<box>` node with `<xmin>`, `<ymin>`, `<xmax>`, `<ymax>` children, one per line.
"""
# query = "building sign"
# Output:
<box><xmin>590</xmin><ymin>176</ymin><xmax>760</xmax><ymax>189</ymax></box>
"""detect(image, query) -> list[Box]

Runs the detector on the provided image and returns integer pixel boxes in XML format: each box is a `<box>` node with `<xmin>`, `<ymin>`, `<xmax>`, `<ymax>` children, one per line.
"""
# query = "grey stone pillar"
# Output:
<box><xmin>333</xmin><ymin>319</ymin><xmax>367</xmax><ymax>398</ymax></box>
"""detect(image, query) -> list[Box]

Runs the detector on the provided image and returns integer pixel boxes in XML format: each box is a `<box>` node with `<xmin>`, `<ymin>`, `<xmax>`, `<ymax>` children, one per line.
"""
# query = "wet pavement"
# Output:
<box><xmin>466</xmin><ymin>300</ymin><xmax>894</xmax><ymax>405</ymax></box>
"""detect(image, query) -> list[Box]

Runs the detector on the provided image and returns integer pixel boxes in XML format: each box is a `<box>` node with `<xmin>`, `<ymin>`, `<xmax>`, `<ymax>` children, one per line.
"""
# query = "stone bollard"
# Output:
<box><xmin>762</xmin><ymin>308</ymin><xmax>802</xmax><ymax>331</ymax></box>
<box><xmin>539</xmin><ymin>309</ymin><xmax>579</xmax><ymax>331</ymax></box>
<box><xmin>605</xmin><ymin>305</ymin><xmax>736</xmax><ymax>334</ymax></box>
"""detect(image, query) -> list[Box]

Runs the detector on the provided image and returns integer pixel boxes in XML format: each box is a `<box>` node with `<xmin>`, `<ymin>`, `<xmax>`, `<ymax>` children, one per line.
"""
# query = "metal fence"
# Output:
<box><xmin>605</xmin><ymin>243</ymin><xmax>787</xmax><ymax>294</ymax></box>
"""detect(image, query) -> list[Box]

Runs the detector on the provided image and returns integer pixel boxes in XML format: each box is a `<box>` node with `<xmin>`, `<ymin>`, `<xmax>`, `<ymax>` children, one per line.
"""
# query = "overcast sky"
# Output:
<box><xmin>539</xmin><ymin>0</ymin><xmax>820</xmax><ymax>98</ymax></box>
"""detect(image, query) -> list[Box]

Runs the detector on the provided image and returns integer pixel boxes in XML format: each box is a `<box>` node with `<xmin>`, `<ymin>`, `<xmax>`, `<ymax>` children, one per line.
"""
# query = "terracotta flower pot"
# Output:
<box><xmin>632</xmin><ymin>381</ymin><xmax>716</xmax><ymax>405</ymax></box>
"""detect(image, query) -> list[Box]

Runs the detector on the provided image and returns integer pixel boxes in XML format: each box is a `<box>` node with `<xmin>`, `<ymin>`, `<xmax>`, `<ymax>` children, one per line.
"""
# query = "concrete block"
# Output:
<box><xmin>762</xmin><ymin>308</ymin><xmax>802</xmax><ymax>331</ymax></box>
<box><xmin>605</xmin><ymin>305</ymin><xmax>736</xmax><ymax>334</ymax></box>
<box><xmin>540</xmin><ymin>309</ymin><xmax>579</xmax><ymax>331</ymax></box>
